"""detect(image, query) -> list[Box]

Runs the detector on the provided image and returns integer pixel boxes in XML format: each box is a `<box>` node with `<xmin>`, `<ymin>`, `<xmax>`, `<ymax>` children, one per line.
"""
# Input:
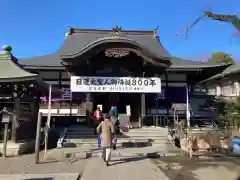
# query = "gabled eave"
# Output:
<box><xmin>60</xmin><ymin>35</ymin><xmax>171</xmax><ymax>68</ymax></box>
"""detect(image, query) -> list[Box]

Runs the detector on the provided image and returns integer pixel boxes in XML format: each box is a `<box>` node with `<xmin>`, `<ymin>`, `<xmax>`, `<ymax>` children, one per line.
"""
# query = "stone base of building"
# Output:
<box><xmin>0</xmin><ymin>140</ymin><xmax>35</xmax><ymax>156</ymax></box>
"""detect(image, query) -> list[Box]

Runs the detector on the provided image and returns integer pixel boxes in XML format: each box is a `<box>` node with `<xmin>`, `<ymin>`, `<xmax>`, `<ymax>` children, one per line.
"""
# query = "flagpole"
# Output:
<box><xmin>186</xmin><ymin>85</ymin><xmax>190</xmax><ymax>131</ymax></box>
<box><xmin>186</xmin><ymin>84</ymin><xmax>192</xmax><ymax>158</ymax></box>
<box><xmin>47</xmin><ymin>85</ymin><xmax>52</xmax><ymax>127</ymax></box>
<box><xmin>44</xmin><ymin>85</ymin><xmax>52</xmax><ymax>159</ymax></box>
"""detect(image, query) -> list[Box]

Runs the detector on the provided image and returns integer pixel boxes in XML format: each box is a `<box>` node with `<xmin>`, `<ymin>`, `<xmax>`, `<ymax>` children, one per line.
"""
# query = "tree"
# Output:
<box><xmin>177</xmin><ymin>11</ymin><xmax>240</xmax><ymax>38</ymax></box>
<box><xmin>208</xmin><ymin>52</ymin><xmax>235</xmax><ymax>64</ymax></box>
<box><xmin>205</xmin><ymin>11</ymin><xmax>240</xmax><ymax>34</ymax></box>
<box><xmin>217</xmin><ymin>96</ymin><xmax>240</xmax><ymax>130</ymax></box>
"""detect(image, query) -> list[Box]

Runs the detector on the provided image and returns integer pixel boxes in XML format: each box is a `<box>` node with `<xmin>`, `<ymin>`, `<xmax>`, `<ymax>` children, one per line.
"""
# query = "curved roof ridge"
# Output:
<box><xmin>60</xmin><ymin>36</ymin><xmax>169</xmax><ymax>62</ymax></box>
<box><xmin>69</xmin><ymin>27</ymin><xmax>155</xmax><ymax>35</ymax></box>
<box><xmin>59</xmin><ymin>27</ymin><xmax>170</xmax><ymax>59</ymax></box>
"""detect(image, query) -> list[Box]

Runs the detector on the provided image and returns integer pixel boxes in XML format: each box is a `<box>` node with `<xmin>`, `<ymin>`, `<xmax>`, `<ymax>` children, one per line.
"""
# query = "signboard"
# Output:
<box><xmin>126</xmin><ymin>105</ymin><xmax>131</xmax><ymax>116</ymax></box>
<box><xmin>70</xmin><ymin>76</ymin><xmax>161</xmax><ymax>93</ymax></box>
<box><xmin>1</xmin><ymin>114</ymin><xmax>10</xmax><ymax>123</ymax></box>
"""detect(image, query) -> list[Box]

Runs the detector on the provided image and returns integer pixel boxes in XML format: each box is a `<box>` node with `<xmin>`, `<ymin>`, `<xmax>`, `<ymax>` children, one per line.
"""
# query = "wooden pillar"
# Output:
<box><xmin>59</xmin><ymin>71</ymin><xmax>62</xmax><ymax>87</ymax></box>
<box><xmin>30</xmin><ymin>97</ymin><xmax>38</xmax><ymax>138</ymax></box>
<box><xmin>85</xmin><ymin>93</ymin><xmax>93</xmax><ymax>114</ymax></box>
<box><xmin>85</xmin><ymin>93</ymin><xmax>92</xmax><ymax>127</ymax></box>
<box><xmin>139</xmin><ymin>71</ymin><xmax>146</xmax><ymax>127</ymax></box>
<box><xmin>140</xmin><ymin>93</ymin><xmax>146</xmax><ymax>127</ymax></box>
<box><xmin>85</xmin><ymin>93</ymin><xmax>91</xmax><ymax>101</ymax></box>
<box><xmin>11</xmin><ymin>97</ymin><xmax>20</xmax><ymax>142</ymax></box>
<box><xmin>165</xmin><ymin>72</ymin><xmax>169</xmax><ymax>116</ymax></box>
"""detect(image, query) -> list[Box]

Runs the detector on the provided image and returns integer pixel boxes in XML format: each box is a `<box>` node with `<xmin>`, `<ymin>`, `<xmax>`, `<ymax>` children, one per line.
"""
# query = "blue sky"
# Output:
<box><xmin>1</xmin><ymin>0</ymin><xmax>239</xmax><ymax>61</ymax></box>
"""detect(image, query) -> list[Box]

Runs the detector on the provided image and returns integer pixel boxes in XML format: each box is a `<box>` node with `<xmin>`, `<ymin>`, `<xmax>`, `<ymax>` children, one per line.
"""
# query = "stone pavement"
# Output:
<box><xmin>47</xmin><ymin>142</ymin><xmax>182</xmax><ymax>160</ymax></box>
<box><xmin>81</xmin><ymin>156</ymin><xmax>170</xmax><ymax>180</ymax></box>
<box><xmin>1</xmin><ymin>150</ymin><xmax>239</xmax><ymax>180</ymax></box>
<box><xmin>154</xmin><ymin>156</ymin><xmax>240</xmax><ymax>180</ymax></box>
<box><xmin>0</xmin><ymin>152</ymin><xmax>87</xmax><ymax>174</ymax></box>
<box><xmin>0</xmin><ymin>173</ymin><xmax>80</xmax><ymax>180</ymax></box>
<box><xmin>193</xmin><ymin>164</ymin><xmax>239</xmax><ymax>180</ymax></box>
<box><xmin>47</xmin><ymin>145</ymin><xmax>169</xmax><ymax>159</ymax></box>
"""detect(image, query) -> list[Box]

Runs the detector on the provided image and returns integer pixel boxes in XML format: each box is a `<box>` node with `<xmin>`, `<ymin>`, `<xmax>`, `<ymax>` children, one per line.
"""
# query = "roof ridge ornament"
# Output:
<box><xmin>106</xmin><ymin>25</ymin><xmax>125</xmax><ymax>37</ymax></box>
<box><xmin>66</xmin><ymin>26</ymin><xmax>74</xmax><ymax>36</ymax></box>
<box><xmin>2</xmin><ymin>45</ymin><xmax>12</xmax><ymax>53</ymax></box>
<box><xmin>153</xmin><ymin>26</ymin><xmax>159</xmax><ymax>39</ymax></box>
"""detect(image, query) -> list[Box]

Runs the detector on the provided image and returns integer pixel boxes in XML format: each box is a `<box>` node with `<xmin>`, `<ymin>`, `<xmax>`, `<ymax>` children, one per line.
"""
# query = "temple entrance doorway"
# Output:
<box><xmin>92</xmin><ymin>92</ymin><xmax>141</xmax><ymax>125</ymax></box>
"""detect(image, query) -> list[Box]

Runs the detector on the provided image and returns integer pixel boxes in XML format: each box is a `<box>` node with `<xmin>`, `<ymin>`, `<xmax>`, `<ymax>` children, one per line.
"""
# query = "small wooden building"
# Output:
<box><xmin>0</xmin><ymin>45</ymin><xmax>60</xmax><ymax>155</ymax></box>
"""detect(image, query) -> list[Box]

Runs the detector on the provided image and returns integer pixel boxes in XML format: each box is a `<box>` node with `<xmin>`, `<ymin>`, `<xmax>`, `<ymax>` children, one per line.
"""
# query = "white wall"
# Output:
<box><xmin>206</xmin><ymin>81</ymin><xmax>240</xmax><ymax>97</ymax></box>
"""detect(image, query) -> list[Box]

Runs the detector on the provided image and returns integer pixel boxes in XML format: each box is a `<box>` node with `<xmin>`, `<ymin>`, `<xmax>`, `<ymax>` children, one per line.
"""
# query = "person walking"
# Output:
<box><xmin>109</xmin><ymin>105</ymin><xmax>118</xmax><ymax>121</ymax></box>
<box><xmin>96</xmin><ymin>114</ymin><xmax>115</xmax><ymax>166</ymax></box>
<box><xmin>93</xmin><ymin>107</ymin><xmax>102</xmax><ymax>134</ymax></box>
<box><xmin>109</xmin><ymin>105</ymin><xmax>120</xmax><ymax>150</ymax></box>
<box><xmin>109</xmin><ymin>111</ymin><xmax>119</xmax><ymax>150</ymax></box>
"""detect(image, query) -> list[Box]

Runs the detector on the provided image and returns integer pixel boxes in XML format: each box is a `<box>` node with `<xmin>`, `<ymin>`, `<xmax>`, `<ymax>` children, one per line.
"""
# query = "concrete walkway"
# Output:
<box><xmin>0</xmin><ymin>173</ymin><xmax>81</xmax><ymax>180</ymax></box>
<box><xmin>47</xmin><ymin>144</ymin><xmax>173</xmax><ymax>159</ymax></box>
<box><xmin>193</xmin><ymin>165</ymin><xmax>239</xmax><ymax>180</ymax></box>
<box><xmin>81</xmin><ymin>156</ymin><xmax>170</xmax><ymax>180</ymax></box>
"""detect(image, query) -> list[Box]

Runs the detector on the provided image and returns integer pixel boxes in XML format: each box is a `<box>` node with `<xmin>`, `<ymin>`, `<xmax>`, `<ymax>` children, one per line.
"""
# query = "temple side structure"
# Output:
<box><xmin>201</xmin><ymin>63</ymin><xmax>240</xmax><ymax>99</ymax></box>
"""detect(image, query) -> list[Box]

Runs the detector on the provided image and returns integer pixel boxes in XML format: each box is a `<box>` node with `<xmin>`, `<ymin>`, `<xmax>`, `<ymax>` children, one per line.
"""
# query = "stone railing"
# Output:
<box><xmin>39</xmin><ymin>105</ymin><xmax>86</xmax><ymax>116</ymax></box>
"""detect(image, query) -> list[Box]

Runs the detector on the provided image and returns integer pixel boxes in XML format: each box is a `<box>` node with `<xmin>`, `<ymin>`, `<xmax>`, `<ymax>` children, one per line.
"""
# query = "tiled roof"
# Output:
<box><xmin>18</xmin><ymin>27</ymin><xmax>230</xmax><ymax>70</ymax></box>
<box><xmin>59</xmin><ymin>28</ymin><xmax>170</xmax><ymax>59</ymax></box>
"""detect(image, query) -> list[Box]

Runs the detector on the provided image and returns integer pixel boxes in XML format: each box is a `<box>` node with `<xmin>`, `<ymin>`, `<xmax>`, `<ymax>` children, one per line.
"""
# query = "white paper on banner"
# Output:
<box><xmin>70</xmin><ymin>76</ymin><xmax>161</xmax><ymax>93</ymax></box>
<box><xmin>97</xmin><ymin>104</ymin><xmax>103</xmax><ymax>111</ymax></box>
<box><xmin>126</xmin><ymin>105</ymin><xmax>131</xmax><ymax>116</ymax></box>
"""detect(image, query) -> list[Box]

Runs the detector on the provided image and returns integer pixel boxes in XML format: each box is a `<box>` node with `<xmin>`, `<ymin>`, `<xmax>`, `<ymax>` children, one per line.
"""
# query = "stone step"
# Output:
<box><xmin>125</xmin><ymin>131</ymin><xmax>168</xmax><ymax>134</ymax></box>
<box><xmin>67</xmin><ymin>127</ymin><xmax>168</xmax><ymax>132</ymax></box>
<box><xmin>128</xmin><ymin>128</ymin><xmax>168</xmax><ymax>131</ymax></box>
<box><xmin>129</xmin><ymin>127</ymin><xmax>168</xmax><ymax>131</ymax></box>
<box><xmin>70</xmin><ymin>143</ymin><xmax>167</xmax><ymax>150</ymax></box>
<box><xmin>123</xmin><ymin>133</ymin><xmax>167</xmax><ymax>137</ymax></box>
<box><xmin>48</xmin><ymin>147</ymin><xmax>171</xmax><ymax>160</ymax></box>
<box><xmin>66</xmin><ymin>130</ymin><xmax>168</xmax><ymax>135</ymax></box>
<box><xmin>64</xmin><ymin>126</ymin><xmax>169</xmax><ymax>148</ymax></box>
<box><xmin>66</xmin><ymin>142</ymin><xmax>169</xmax><ymax>148</ymax></box>
<box><xmin>65</xmin><ymin>134</ymin><xmax>168</xmax><ymax>140</ymax></box>
<box><xmin>67</xmin><ymin>128</ymin><xmax>94</xmax><ymax>132</ymax></box>
<box><xmin>66</xmin><ymin>131</ymin><xmax>167</xmax><ymax>136</ymax></box>
<box><xmin>65</xmin><ymin>132</ymin><xmax>97</xmax><ymax>137</ymax></box>
<box><xmin>65</xmin><ymin>130</ymin><xmax>168</xmax><ymax>136</ymax></box>
<box><xmin>68</xmin><ymin>138</ymin><xmax>169</xmax><ymax>144</ymax></box>
<box><xmin>66</xmin><ymin>131</ymin><xmax>167</xmax><ymax>137</ymax></box>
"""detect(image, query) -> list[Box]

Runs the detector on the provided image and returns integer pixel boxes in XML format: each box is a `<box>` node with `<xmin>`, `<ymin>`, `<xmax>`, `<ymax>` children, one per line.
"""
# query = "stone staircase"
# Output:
<box><xmin>63</xmin><ymin>125</ymin><xmax>169</xmax><ymax>150</ymax></box>
<box><xmin>122</xmin><ymin>126</ymin><xmax>169</xmax><ymax>146</ymax></box>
